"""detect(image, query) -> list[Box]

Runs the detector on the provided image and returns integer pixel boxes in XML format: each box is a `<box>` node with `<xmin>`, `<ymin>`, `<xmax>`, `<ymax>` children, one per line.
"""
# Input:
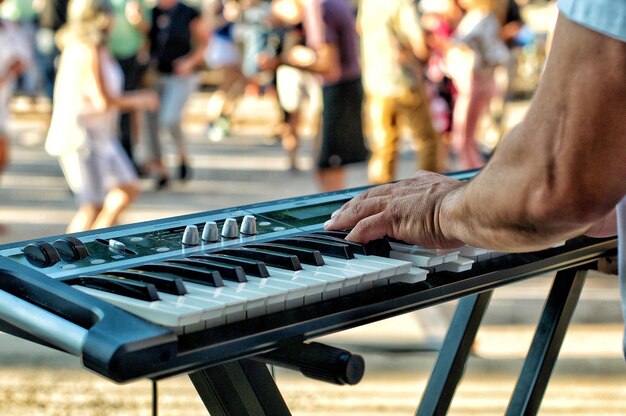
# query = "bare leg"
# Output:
<box><xmin>0</xmin><ymin>135</ymin><xmax>7</xmax><ymax>233</ymax></box>
<box><xmin>219</xmin><ymin>65</ymin><xmax>246</xmax><ymax>118</ymax></box>
<box><xmin>91</xmin><ymin>183</ymin><xmax>140</xmax><ymax>230</ymax></box>
<box><xmin>315</xmin><ymin>167</ymin><xmax>345</xmax><ymax>193</ymax></box>
<box><xmin>280</xmin><ymin>111</ymin><xmax>300</xmax><ymax>170</ymax></box>
<box><xmin>67</xmin><ymin>203</ymin><xmax>102</xmax><ymax>233</ymax></box>
<box><xmin>0</xmin><ymin>135</ymin><xmax>8</xmax><ymax>183</ymax></box>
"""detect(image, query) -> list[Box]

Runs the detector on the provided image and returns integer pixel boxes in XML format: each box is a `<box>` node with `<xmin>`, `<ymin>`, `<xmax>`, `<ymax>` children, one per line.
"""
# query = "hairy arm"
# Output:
<box><xmin>326</xmin><ymin>14</ymin><xmax>626</xmax><ymax>251</ymax></box>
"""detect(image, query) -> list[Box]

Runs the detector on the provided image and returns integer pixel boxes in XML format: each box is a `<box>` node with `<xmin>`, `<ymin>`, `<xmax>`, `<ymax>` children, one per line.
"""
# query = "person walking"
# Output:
<box><xmin>36</xmin><ymin>0</ymin><xmax>70</xmax><ymax>99</ymax></box>
<box><xmin>45</xmin><ymin>0</ymin><xmax>158</xmax><ymax>233</ymax></box>
<box><xmin>0</xmin><ymin>4</ymin><xmax>29</xmax><ymax>233</ymax></box>
<box><xmin>108</xmin><ymin>0</ymin><xmax>151</xmax><ymax>171</ymax></box>
<box><xmin>142</xmin><ymin>0</ymin><xmax>208</xmax><ymax>189</ymax></box>
<box><xmin>273</xmin><ymin>0</ymin><xmax>368</xmax><ymax>192</ymax></box>
<box><xmin>358</xmin><ymin>0</ymin><xmax>442</xmax><ymax>185</ymax></box>
<box><xmin>448</xmin><ymin>0</ymin><xmax>509</xmax><ymax>170</ymax></box>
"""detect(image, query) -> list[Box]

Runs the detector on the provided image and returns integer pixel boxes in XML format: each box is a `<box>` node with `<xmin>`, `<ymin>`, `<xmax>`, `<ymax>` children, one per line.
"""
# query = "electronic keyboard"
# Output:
<box><xmin>0</xmin><ymin>170</ymin><xmax>617</xmax><ymax>387</ymax></box>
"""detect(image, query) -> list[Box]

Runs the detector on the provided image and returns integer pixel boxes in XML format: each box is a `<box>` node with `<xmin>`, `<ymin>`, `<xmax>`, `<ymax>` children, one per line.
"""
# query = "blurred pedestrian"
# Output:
<box><xmin>0</xmin><ymin>0</ymin><xmax>40</xmax><ymax>97</ymax></box>
<box><xmin>44</xmin><ymin>0</ymin><xmax>158</xmax><ymax>233</ymax></box>
<box><xmin>274</xmin><ymin>0</ymin><xmax>368</xmax><ymax>192</ymax></box>
<box><xmin>0</xmin><ymin>4</ymin><xmax>30</xmax><ymax>188</ymax></box>
<box><xmin>261</xmin><ymin>2</ymin><xmax>322</xmax><ymax>172</ymax></box>
<box><xmin>143</xmin><ymin>0</ymin><xmax>209</xmax><ymax>189</ymax></box>
<box><xmin>36</xmin><ymin>0</ymin><xmax>70</xmax><ymax>99</ymax></box>
<box><xmin>108</xmin><ymin>0</ymin><xmax>151</xmax><ymax>171</ymax></box>
<box><xmin>448</xmin><ymin>0</ymin><xmax>509</xmax><ymax>169</ymax></box>
<box><xmin>358</xmin><ymin>0</ymin><xmax>441</xmax><ymax>185</ymax></box>
<box><xmin>203</xmin><ymin>0</ymin><xmax>246</xmax><ymax>142</ymax></box>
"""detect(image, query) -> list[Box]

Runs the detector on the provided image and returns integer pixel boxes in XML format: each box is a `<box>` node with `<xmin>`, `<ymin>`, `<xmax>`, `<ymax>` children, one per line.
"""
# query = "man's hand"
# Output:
<box><xmin>324</xmin><ymin>171</ymin><xmax>465</xmax><ymax>249</ymax></box>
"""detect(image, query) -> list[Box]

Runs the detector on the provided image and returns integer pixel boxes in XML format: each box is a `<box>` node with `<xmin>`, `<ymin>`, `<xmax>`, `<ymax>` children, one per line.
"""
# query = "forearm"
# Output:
<box><xmin>440</xmin><ymin>15</ymin><xmax>626</xmax><ymax>252</ymax></box>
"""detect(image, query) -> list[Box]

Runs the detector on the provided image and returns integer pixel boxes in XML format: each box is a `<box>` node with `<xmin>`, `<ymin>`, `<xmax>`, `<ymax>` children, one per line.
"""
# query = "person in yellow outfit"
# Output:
<box><xmin>358</xmin><ymin>0</ymin><xmax>442</xmax><ymax>184</ymax></box>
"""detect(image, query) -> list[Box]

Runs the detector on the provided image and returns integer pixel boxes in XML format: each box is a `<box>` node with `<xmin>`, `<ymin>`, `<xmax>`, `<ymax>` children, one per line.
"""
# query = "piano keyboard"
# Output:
<box><xmin>53</xmin><ymin>231</ymin><xmax>492</xmax><ymax>335</ymax></box>
<box><xmin>0</xmin><ymin>170</ymin><xmax>614</xmax><ymax>383</ymax></box>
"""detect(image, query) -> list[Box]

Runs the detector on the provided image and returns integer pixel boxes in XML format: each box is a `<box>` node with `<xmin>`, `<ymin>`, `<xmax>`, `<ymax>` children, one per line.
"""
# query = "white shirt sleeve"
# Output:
<box><xmin>558</xmin><ymin>0</ymin><xmax>626</xmax><ymax>42</ymax></box>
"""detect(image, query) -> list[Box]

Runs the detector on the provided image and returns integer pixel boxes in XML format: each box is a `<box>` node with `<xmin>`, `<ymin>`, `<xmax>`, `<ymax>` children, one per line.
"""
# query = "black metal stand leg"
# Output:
<box><xmin>152</xmin><ymin>380</ymin><xmax>158</xmax><ymax>416</ymax></box>
<box><xmin>416</xmin><ymin>291</ymin><xmax>493</xmax><ymax>416</ymax></box>
<box><xmin>188</xmin><ymin>359</ymin><xmax>292</xmax><ymax>416</ymax></box>
<box><xmin>505</xmin><ymin>268</ymin><xmax>588</xmax><ymax>416</ymax></box>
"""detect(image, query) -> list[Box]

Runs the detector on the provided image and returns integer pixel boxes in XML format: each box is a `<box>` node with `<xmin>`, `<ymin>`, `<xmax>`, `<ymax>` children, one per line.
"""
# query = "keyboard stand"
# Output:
<box><xmin>189</xmin><ymin>359</ymin><xmax>291</xmax><ymax>416</ymax></box>
<box><xmin>418</xmin><ymin>266</ymin><xmax>589</xmax><ymax>415</ymax></box>
<box><xmin>185</xmin><ymin>265</ymin><xmax>592</xmax><ymax>416</ymax></box>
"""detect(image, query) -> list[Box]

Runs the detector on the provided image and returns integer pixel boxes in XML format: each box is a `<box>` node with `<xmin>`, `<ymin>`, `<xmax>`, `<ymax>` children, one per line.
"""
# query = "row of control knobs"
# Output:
<box><xmin>23</xmin><ymin>236</ymin><xmax>89</xmax><ymax>268</ymax></box>
<box><xmin>182</xmin><ymin>215</ymin><xmax>257</xmax><ymax>246</ymax></box>
<box><xmin>22</xmin><ymin>216</ymin><xmax>258</xmax><ymax>267</ymax></box>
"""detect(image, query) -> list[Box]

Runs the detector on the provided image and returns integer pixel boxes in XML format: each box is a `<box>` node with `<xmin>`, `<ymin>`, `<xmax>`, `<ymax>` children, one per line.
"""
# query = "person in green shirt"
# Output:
<box><xmin>108</xmin><ymin>0</ymin><xmax>151</xmax><ymax>171</ymax></box>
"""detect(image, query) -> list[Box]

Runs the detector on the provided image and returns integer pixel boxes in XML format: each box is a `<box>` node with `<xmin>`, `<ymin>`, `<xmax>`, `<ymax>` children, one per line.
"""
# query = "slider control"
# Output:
<box><xmin>109</xmin><ymin>239</ymin><xmax>126</xmax><ymax>252</ymax></box>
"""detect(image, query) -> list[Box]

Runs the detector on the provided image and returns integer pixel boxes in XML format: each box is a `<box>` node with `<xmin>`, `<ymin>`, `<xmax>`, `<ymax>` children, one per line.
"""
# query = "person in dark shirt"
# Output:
<box><xmin>143</xmin><ymin>0</ymin><xmax>208</xmax><ymax>189</ymax></box>
<box><xmin>273</xmin><ymin>0</ymin><xmax>369</xmax><ymax>192</ymax></box>
<box><xmin>37</xmin><ymin>0</ymin><xmax>70</xmax><ymax>98</ymax></box>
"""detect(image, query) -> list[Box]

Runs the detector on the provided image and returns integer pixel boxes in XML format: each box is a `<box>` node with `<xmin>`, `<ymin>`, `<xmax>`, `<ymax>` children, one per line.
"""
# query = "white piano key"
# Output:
<box><xmin>354</xmin><ymin>254</ymin><xmax>413</xmax><ymax>274</ymax></box>
<box><xmin>222</xmin><ymin>280</ymin><xmax>287</xmax><ymax>318</ymax></box>
<box><xmin>262</xmin><ymin>268</ymin><xmax>327</xmax><ymax>306</ymax></box>
<box><xmin>74</xmin><ymin>286</ymin><xmax>203</xmax><ymax>329</ymax></box>
<box><xmin>305</xmin><ymin>259</ymin><xmax>377</xmax><ymax>293</ymax></box>
<box><xmin>389</xmin><ymin>249</ymin><xmax>444</xmax><ymax>267</ymax></box>
<box><xmin>386</xmin><ymin>266</ymin><xmax>429</xmax><ymax>284</ymax></box>
<box><xmin>182</xmin><ymin>282</ymin><xmax>248</xmax><ymax>324</ymax></box>
<box><xmin>459</xmin><ymin>245</ymin><xmax>492</xmax><ymax>260</ymax></box>
<box><xmin>184</xmin><ymin>281</ymin><xmax>270</xmax><ymax>320</ymax></box>
<box><xmin>321</xmin><ymin>257</ymin><xmax>380</xmax><ymax>286</ymax></box>
<box><xmin>245</xmin><ymin>275</ymin><xmax>310</xmax><ymax>311</ymax></box>
<box><xmin>157</xmin><ymin>291</ymin><xmax>228</xmax><ymax>328</ymax></box>
<box><xmin>434</xmin><ymin>256</ymin><xmax>475</xmax><ymax>273</ymax></box>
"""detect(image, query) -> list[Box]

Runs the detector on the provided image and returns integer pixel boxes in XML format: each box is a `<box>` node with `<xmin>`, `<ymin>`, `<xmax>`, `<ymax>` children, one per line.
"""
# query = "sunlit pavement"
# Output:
<box><xmin>0</xmin><ymin>92</ymin><xmax>625</xmax><ymax>415</ymax></box>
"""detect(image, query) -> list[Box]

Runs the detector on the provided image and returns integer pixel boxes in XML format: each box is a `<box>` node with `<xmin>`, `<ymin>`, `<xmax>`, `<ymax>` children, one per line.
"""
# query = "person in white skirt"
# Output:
<box><xmin>45</xmin><ymin>0</ymin><xmax>158</xmax><ymax>233</ymax></box>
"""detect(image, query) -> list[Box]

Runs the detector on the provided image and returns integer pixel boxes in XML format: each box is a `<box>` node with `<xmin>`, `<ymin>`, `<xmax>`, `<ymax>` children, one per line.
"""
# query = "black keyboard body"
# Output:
<box><xmin>0</xmin><ymin>169</ymin><xmax>617</xmax><ymax>384</ymax></box>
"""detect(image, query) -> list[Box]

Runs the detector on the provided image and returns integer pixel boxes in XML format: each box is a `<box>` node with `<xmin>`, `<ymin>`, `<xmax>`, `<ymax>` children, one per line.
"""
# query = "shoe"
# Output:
<box><xmin>178</xmin><ymin>162</ymin><xmax>191</xmax><ymax>181</ymax></box>
<box><xmin>207</xmin><ymin>116</ymin><xmax>231</xmax><ymax>142</ymax></box>
<box><xmin>155</xmin><ymin>175</ymin><xmax>169</xmax><ymax>191</ymax></box>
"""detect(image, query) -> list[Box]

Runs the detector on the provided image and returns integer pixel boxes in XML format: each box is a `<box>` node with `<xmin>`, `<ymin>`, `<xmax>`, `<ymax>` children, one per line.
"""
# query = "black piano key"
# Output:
<box><xmin>312</xmin><ymin>231</ymin><xmax>392</xmax><ymax>258</ymax></box>
<box><xmin>61</xmin><ymin>276</ymin><xmax>160</xmax><ymax>302</ymax></box>
<box><xmin>217</xmin><ymin>248</ymin><xmax>302</xmax><ymax>271</ymax></box>
<box><xmin>167</xmin><ymin>259</ymin><xmax>247</xmax><ymax>283</ymax></box>
<box><xmin>270</xmin><ymin>237</ymin><xmax>355</xmax><ymax>260</ymax></box>
<box><xmin>304</xmin><ymin>235</ymin><xmax>367</xmax><ymax>255</ymax></box>
<box><xmin>103</xmin><ymin>270</ymin><xmax>187</xmax><ymax>296</ymax></box>
<box><xmin>244</xmin><ymin>243</ymin><xmax>325</xmax><ymax>266</ymax></box>
<box><xmin>191</xmin><ymin>254</ymin><xmax>270</xmax><ymax>278</ymax></box>
<box><xmin>313</xmin><ymin>230</ymin><xmax>350</xmax><ymax>238</ymax></box>
<box><xmin>133</xmin><ymin>263</ymin><xmax>224</xmax><ymax>287</ymax></box>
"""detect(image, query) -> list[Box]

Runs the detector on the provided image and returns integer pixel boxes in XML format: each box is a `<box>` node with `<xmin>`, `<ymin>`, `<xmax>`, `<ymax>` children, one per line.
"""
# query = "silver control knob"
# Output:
<box><xmin>240</xmin><ymin>215</ymin><xmax>257</xmax><ymax>235</ymax></box>
<box><xmin>202</xmin><ymin>221</ymin><xmax>219</xmax><ymax>242</ymax></box>
<box><xmin>182</xmin><ymin>225</ymin><xmax>199</xmax><ymax>246</ymax></box>
<box><xmin>221</xmin><ymin>218</ymin><xmax>239</xmax><ymax>239</ymax></box>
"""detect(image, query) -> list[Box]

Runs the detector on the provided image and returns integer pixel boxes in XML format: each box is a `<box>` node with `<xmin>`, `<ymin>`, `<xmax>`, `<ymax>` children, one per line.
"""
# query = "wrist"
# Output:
<box><xmin>437</xmin><ymin>184</ymin><xmax>465</xmax><ymax>248</ymax></box>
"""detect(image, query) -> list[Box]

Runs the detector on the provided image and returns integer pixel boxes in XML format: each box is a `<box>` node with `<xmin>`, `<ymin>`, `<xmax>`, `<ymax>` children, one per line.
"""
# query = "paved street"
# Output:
<box><xmin>0</xmin><ymin>93</ymin><xmax>625</xmax><ymax>415</ymax></box>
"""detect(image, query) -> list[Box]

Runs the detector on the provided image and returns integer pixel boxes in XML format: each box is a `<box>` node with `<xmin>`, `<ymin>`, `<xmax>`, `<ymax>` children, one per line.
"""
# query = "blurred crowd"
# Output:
<box><xmin>0</xmin><ymin>0</ymin><xmax>551</xmax><ymax>233</ymax></box>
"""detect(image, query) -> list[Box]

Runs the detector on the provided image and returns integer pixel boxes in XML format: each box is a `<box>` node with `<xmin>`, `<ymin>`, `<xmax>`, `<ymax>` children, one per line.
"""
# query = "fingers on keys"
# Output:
<box><xmin>325</xmin><ymin>195</ymin><xmax>390</xmax><ymax>235</ymax></box>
